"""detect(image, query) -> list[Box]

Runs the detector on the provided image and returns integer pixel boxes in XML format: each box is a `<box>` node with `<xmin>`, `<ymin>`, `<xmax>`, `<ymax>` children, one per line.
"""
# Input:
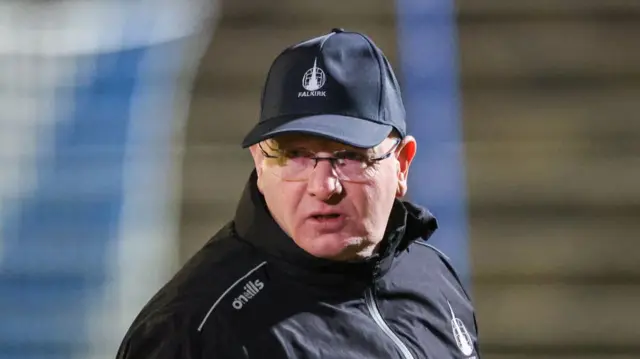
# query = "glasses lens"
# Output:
<box><xmin>334</xmin><ymin>159</ymin><xmax>370</xmax><ymax>182</ymax></box>
<box><xmin>276</xmin><ymin>156</ymin><xmax>312</xmax><ymax>181</ymax></box>
<box><xmin>265</xmin><ymin>147</ymin><xmax>376</xmax><ymax>182</ymax></box>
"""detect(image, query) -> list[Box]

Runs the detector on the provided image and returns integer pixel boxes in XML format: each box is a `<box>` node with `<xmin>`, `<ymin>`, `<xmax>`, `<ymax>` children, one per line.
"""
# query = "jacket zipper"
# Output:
<box><xmin>365</xmin><ymin>287</ymin><xmax>416</xmax><ymax>359</ymax></box>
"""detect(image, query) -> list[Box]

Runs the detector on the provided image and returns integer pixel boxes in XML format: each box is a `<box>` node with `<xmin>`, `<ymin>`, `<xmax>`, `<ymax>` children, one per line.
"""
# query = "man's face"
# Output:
<box><xmin>250</xmin><ymin>133</ymin><xmax>416</xmax><ymax>261</ymax></box>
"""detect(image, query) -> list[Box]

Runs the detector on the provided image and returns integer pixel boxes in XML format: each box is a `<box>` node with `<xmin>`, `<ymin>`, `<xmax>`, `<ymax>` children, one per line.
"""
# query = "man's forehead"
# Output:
<box><xmin>269</xmin><ymin>133</ymin><xmax>373</xmax><ymax>152</ymax></box>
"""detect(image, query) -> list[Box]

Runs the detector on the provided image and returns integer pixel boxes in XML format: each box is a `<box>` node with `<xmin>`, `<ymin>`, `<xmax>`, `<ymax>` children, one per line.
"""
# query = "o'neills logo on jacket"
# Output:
<box><xmin>232</xmin><ymin>279</ymin><xmax>264</xmax><ymax>310</ymax></box>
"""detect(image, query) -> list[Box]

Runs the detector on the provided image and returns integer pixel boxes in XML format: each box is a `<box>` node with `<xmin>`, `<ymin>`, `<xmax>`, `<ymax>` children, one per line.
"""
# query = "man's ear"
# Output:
<box><xmin>249</xmin><ymin>144</ymin><xmax>265</xmax><ymax>193</ymax></box>
<box><xmin>395</xmin><ymin>136</ymin><xmax>417</xmax><ymax>197</ymax></box>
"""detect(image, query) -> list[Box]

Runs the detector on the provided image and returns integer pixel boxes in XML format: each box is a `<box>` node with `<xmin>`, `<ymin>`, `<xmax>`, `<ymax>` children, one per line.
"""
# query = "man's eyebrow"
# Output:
<box><xmin>271</xmin><ymin>138</ymin><xmax>378</xmax><ymax>155</ymax></box>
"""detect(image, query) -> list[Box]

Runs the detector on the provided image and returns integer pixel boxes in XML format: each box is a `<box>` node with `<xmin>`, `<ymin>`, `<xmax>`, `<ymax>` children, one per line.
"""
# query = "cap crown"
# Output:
<box><xmin>259</xmin><ymin>29</ymin><xmax>406</xmax><ymax>137</ymax></box>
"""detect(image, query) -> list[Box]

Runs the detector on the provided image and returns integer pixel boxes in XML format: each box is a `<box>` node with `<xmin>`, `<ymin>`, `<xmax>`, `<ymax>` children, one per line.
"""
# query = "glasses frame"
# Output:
<box><xmin>258</xmin><ymin>138</ymin><xmax>402</xmax><ymax>182</ymax></box>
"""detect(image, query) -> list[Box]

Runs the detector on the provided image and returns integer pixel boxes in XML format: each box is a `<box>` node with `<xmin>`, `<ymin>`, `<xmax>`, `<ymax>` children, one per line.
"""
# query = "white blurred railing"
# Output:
<box><xmin>0</xmin><ymin>1</ymin><xmax>216</xmax><ymax>358</ymax></box>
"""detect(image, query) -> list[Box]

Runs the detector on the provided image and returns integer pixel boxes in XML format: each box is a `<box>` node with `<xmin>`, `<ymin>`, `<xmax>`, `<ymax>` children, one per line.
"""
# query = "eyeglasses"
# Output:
<box><xmin>259</xmin><ymin>138</ymin><xmax>401</xmax><ymax>182</ymax></box>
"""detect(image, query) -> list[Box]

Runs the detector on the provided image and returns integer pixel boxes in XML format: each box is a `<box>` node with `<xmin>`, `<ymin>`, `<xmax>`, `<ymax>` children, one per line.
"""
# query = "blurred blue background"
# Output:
<box><xmin>1</xmin><ymin>1</ymin><xmax>639</xmax><ymax>358</ymax></box>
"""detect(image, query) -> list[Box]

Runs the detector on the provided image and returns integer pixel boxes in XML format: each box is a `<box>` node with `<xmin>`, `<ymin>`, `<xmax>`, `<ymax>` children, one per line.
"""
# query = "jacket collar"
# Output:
<box><xmin>233</xmin><ymin>171</ymin><xmax>438</xmax><ymax>283</ymax></box>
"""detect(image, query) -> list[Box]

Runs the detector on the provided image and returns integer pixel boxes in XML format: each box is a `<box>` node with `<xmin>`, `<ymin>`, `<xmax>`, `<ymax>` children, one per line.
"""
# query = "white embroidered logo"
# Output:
<box><xmin>447</xmin><ymin>301</ymin><xmax>474</xmax><ymax>357</ymax></box>
<box><xmin>298</xmin><ymin>58</ymin><xmax>326</xmax><ymax>98</ymax></box>
<box><xmin>231</xmin><ymin>279</ymin><xmax>265</xmax><ymax>310</ymax></box>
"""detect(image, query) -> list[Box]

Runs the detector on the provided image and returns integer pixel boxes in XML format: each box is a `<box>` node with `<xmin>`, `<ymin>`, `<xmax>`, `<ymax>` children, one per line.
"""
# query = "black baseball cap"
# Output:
<box><xmin>241</xmin><ymin>28</ymin><xmax>406</xmax><ymax>149</ymax></box>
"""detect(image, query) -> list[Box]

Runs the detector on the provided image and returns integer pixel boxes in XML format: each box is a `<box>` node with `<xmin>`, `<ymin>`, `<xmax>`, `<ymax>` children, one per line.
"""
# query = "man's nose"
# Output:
<box><xmin>306</xmin><ymin>160</ymin><xmax>342</xmax><ymax>200</ymax></box>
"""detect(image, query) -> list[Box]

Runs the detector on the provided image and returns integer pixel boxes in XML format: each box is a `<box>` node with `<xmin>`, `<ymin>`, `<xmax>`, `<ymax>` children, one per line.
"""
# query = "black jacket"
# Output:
<box><xmin>116</xmin><ymin>172</ymin><xmax>481</xmax><ymax>359</ymax></box>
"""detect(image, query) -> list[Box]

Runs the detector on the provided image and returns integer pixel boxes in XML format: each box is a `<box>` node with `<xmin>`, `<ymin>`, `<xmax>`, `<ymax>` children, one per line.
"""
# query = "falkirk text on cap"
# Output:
<box><xmin>298</xmin><ymin>58</ymin><xmax>326</xmax><ymax>98</ymax></box>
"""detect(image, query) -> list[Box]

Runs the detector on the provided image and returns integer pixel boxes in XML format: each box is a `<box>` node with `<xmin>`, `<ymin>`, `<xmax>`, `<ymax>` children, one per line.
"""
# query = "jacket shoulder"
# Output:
<box><xmin>117</xmin><ymin>222</ymin><xmax>263</xmax><ymax>358</ymax></box>
<box><xmin>411</xmin><ymin>240</ymin><xmax>473</xmax><ymax>302</ymax></box>
<box><xmin>116</xmin><ymin>308</ymin><xmax>202</xmax><ymax>359</ymax></box>
<box><xmin>411</xmin><ymin>240</ymin><xmax>482</xmax><ymax>355</ymax></box>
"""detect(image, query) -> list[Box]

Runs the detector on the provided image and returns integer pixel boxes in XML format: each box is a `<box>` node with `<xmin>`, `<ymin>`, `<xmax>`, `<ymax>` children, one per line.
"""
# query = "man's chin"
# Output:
<box><xmin>296</xmin><ymin>234</ymin><xmax>370</xmax><ymax>261</ymax></box>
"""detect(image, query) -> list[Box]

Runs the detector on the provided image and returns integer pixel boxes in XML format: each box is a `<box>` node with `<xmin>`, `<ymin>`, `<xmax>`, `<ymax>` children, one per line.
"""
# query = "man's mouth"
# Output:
<box><xmin>311</xmin><ymin>213</ymin><xmax>342</xmax><ymax>220</ymax></box>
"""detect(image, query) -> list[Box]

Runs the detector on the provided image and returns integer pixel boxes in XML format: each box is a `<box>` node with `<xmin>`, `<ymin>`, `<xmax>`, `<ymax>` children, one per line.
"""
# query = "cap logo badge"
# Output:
<box><xmin>299</xmin><ymin>58</ymin><xmax>327</xmax><ymax>98</ymax></box>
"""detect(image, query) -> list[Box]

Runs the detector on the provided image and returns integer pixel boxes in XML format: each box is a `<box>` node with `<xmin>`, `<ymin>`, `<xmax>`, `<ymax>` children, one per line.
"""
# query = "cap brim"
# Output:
<box><xmin>241</xmin><ymin>114</ymin><xmax>393</xmax><ymax>149</ymax></box>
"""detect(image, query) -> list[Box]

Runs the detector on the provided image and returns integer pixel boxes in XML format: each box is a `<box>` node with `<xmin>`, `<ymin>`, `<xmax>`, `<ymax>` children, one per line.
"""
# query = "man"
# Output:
<box><xmin>117</xmin><ymin>28</ymin><xmax>481</xmax><ymax>359</ymax></box>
